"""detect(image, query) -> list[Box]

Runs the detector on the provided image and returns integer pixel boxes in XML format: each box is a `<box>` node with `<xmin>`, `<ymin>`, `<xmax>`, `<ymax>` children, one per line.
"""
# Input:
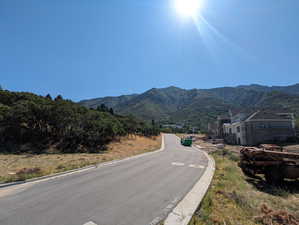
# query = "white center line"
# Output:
<box><xmin>189</xmin><ymin>164</ymin><xmax>205</xmax><ymax>169</ymax></box>
<box><xmin>83</xmin><ymin>221</ymin><xmax>97</xmax><ymax>225</ymax></box>
<box><xmin>171</xmin><ymin>162</ymin><xmax>185</xmax><ymax>166</ymax></box>
<box><xmin>184</xmin><ymin>149</ymin><xmax>197</xmax><ymax>153</ymax></box>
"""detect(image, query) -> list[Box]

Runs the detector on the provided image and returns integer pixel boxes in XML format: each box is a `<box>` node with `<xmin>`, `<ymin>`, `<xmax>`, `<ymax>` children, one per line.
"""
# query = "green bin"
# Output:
<box><xmin>181</xmin><ymin>138</ymin><xmax>192</xmax><ymax>146</ymax></box>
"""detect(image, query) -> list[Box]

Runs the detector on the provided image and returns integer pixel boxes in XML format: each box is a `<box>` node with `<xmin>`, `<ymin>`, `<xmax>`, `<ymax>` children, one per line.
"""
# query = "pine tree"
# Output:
<box><xmin>109</xmin><ymin>108</ymin><xmax>114</xmax><ymax>115</ymax></box>
<box><xmin>100</xmin><ymin>104</ymin><xmax>107</xmax><ymax>112</ymax></box>
<box><xmin>54</xmin><ymin>95</ymin><xmax>63</xmax><ymax>101</ymax></box>
<box><xmin>151</xmin><ymin>119</ymin><xmax>155</xmax><ymax>126</ymax></box>
<box><xmin>46</xmin><ymin>94</ymin><xmax>52</xmax><ymax>100</ymax></box>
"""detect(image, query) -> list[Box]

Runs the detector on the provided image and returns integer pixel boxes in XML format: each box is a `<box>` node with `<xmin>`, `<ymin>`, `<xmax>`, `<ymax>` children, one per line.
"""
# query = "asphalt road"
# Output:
<box><xmin>0</xmin><ymin>134</ymin><xmax>208</xmax><ymax>225</ymax></box>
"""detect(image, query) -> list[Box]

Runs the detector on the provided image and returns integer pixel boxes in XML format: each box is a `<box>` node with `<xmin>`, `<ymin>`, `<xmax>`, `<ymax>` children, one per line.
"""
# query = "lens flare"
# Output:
<box><xmin>174</xmin><ymin>0</ymin><xmax>202</xmax><ymax>17</ymax></box>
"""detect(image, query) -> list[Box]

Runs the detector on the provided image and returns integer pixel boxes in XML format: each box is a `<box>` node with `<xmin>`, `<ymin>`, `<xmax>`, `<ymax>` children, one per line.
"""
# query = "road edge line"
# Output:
<box><xmin>0</xmin><ymin>134</ymin><xmax>165</xmax><ymax>189</ymax></box>
<box><xmin>164</xmin><ymin>145</ymin><xmax>215</xmax><ymax>225</ymax></box>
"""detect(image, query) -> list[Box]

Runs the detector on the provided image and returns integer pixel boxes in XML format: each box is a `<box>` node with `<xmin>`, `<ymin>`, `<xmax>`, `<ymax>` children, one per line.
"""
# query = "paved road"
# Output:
<box><xmin>0</xmin><ymin>134</ymin><xmax>208</xmax><ymax>225</ymax></box>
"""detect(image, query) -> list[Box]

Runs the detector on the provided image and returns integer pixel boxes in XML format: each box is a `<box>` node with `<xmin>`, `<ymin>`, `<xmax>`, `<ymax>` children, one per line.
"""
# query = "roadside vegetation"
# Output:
<box><xmin>0</xmin><ymin>135</ymin><xmax>161</xmax><ymax>183</ymax></box>
<box><xmin>175</xmin><ymin>133</ymin><xmax>185</xmax><ymax>138</ymax></box>
<box><xmin>0</xmin><ymin>90</ymin><xmax>160</xmax><ymax>154</ymax></box>
<box><xmin>189</xmin><ymin>150</ymin><xmax>299</xmax><ymax>225</ymax></box>
<box><xmin>0</xmin><ymin>89</ymin><xmax>161</xmax><ymax>183</ymax></box>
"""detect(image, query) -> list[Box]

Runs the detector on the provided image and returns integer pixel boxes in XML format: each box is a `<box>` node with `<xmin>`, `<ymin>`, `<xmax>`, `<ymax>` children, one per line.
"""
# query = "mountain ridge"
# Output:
<box><xmin>79</xmin><ymin>83</ymin><xmax>299</xmax><ymax>130</ymax></box>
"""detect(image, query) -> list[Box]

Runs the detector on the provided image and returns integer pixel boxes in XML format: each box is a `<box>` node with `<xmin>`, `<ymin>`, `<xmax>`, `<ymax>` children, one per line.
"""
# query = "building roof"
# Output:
<box><xmin>246</xmin><ymin>111</ymin><xmax>293</xmax><ymax>121</ymax></box>
<box><xmin>217</xmin><ymin>115</ymin><xmax>230</xmax><ymax>120</ymax></box>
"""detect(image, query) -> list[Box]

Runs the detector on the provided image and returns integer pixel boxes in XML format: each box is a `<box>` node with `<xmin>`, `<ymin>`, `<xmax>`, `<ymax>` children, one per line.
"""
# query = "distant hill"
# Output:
<box><xmin>80</xmin><ymin>94</ymin><xmax>138</xmax><ymax>109</ymax></box>
<box><xmin>79</xmin><ymin>84</ymin><xmax>299</xmax><ymax>131</ymax></box>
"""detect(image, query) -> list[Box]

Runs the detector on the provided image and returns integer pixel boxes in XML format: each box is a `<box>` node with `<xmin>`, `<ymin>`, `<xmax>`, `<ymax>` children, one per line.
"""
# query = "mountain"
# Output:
<box><xmin>79</xmin><ymin>84</ymin><xmax>299</xmax><ymax>131</ymax></box>
<box><xmin>236</xmin><ymin>83</ymin><xmax>299</xmax><ymax>96</ymax></box>
<box><xmin>80</xmin><ymin>94</ymin><xmax>138</xmax><ymax>109</ymax></box>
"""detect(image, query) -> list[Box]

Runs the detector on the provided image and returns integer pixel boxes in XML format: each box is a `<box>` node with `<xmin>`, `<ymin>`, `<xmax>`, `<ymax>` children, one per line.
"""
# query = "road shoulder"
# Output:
<box><xmin>164</xmin><ymin>145</ymin><xmax>215</xmax><ymax>225</ymax></box>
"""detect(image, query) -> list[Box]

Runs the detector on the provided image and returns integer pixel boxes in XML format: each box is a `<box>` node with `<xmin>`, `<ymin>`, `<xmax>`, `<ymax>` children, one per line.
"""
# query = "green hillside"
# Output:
<box><xmin>80</xmin><ymin>94</ymin><xmax>138</xmax><ymax>109</ymax></box>
<box><xmin>0</xmin><ymin>90</ymin><xmax>159</xmax><ymax>154</ymax></box>
<box><xmin>79</xmin><ymin>84</ymin><xmax>299</xmax><ymax>131</ymax></box>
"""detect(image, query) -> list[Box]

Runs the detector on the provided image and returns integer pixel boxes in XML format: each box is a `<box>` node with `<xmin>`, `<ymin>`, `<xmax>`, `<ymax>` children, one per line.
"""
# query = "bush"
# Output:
<box><xmin>0</xmin><ymin>90</ymin><xmax>160</xmax><ymax>154</ymax></box>
<box><xmin>15</xmin><ymin>167</ymin><xmax>42</xmax><ymax>181</ymax></box>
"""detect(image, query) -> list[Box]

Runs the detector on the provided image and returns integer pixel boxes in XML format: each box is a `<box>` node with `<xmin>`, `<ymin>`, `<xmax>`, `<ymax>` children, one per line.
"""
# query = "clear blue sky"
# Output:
<box><xmin>1</xmin><ymin>0</ymin><xmax>298</xmax><ymax>101</ymax></box>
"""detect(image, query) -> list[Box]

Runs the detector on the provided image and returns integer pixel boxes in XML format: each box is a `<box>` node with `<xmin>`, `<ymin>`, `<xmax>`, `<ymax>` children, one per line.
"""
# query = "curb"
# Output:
<box><xmin>164</xmin><ymin>145</ymin><xmax>215</xmax><ymax>225</ymax></box>
<box><xmin>0</xmin><ymin>165</ymin><xmax>95</xmax><ymax>189</ymax></box>
<box><xmin>0</xmin><ymin>134</ymin><xmax>165</xmax><ymax>189</ymax></box>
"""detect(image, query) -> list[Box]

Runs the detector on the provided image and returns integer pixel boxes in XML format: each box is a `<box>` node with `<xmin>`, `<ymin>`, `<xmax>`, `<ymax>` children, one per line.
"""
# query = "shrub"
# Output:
<box><xmin>0</xmin><ymin>90</ymin><xmax>160</xmax><ymax>154</ymax></box>
<box><xmin>15</xmin><ymin>167</ymin><xmax>42</xmax><ymax>181</ymax></box>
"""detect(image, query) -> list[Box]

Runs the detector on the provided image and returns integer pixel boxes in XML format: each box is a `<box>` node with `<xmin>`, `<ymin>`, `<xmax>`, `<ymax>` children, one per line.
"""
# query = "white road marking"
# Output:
<box><xmin>184</xmin><ymin>149</ymin><xmax>197</xmax><ymax>153</ymax></box>
<box><xmin>189</xmin><ymin>164</ymin><xmax>205</xmax><ymax>169</ymax></box>
<box><xmin>171</xmin><ymin>162</ymin><xmax>185</xmax><ymax>166</ymax></box>
<box><xmin>171</xmin><ymin>163</ymin><xmax>205</xmax><ymax>169</ymax></box>
<box><xmin>165</xmin><ymin>148</ymin><xmax>215</xmax><ymax>225</ymax></box>
<box><xmin>83</xmin><ymin>222</ymin><xmax>97</xmax><ymax>225</ymax></box>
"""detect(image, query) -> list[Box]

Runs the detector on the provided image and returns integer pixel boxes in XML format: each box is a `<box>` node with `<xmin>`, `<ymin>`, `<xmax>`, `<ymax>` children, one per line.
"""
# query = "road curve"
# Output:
<box><xmin>0</xmin><ymin>134</ymin><xmax>208</xmax><ymax>225</ymax></box>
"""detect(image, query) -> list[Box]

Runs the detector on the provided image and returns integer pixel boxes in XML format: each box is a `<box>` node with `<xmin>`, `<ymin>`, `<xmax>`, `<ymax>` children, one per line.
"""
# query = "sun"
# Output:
<box><xmin>174</xmin><ymin>0</ymin><xmax>202</xmax><ymax>18</ymax></box>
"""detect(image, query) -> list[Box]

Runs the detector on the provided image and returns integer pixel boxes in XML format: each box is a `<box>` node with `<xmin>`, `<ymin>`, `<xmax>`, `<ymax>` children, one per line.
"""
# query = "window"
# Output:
<box><xmin>257</xmin><ymin>124</ymin><xmax>266</xmax><ymax>129</ymax></box>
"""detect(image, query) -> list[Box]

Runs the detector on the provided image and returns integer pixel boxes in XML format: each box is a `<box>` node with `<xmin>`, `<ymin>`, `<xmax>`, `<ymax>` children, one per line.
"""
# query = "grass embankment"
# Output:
<box><xmin>175</xmin><ymin>133</ymin><xmax>185</xmax><ymax>138</ymax></box>
<box><xmin>0</xmin><ymin>135</ymin><xmax>161</xmax><ymax>183</ymax></box>
<box><xmin>189</xmin><ymin>150</ymin><xmax>299</xmax><ymax>225</ymax></box>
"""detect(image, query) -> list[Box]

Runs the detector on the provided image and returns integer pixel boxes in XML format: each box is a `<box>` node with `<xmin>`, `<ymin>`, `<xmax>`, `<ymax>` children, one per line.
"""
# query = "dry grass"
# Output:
<box><xmin>189</xmin><ymin>150</ymin><xmax>299</xmax><ymax>225</ymax></box>
<box><xmin>176</xmin><ymin>133</ymin><xmax>206</xmax><ymax>139</ymax></box>
<box><xmin>176</xmin><ymin>133</ymin><xmax>185</xmax><ymax>138</ymax></box>
<box><xmin>0</xmin><ymin>135</ymin><xmax>161</xmax><ymax>183</ymax></box>
<box><xmin>192</xmin><ymin>137</ymin><xmax>219</xmax><ymax>153</ymax></box>
<box><xmin>187</xmin><ymin>134</ymin><xmax>299</xmax><ymax>225</ymax></box>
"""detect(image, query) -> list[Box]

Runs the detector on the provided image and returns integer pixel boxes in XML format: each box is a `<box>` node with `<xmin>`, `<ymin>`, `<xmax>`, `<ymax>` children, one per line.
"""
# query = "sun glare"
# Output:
<box><xmin>174</xmin><ymin>0</ymin><xmax>202</xmax><ymax>18</ymax></box>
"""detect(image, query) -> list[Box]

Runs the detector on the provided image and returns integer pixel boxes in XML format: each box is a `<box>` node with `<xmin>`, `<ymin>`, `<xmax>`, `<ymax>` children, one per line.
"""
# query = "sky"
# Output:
<box><xmin>0</xmin><ymin>0</ymin><xmax>298</xmax><ymax>101</ymax></box>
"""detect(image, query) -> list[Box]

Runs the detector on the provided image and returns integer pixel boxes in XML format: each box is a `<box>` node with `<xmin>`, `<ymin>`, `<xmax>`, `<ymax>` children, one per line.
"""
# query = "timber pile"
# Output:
<box><xmin>259</xmin><ymin>144</ymin><xmax>283</xmax><ymax>152</ymax></box>
<box><xmin>240</xmin><ymin>148</ymin><xmax>299</xmax><ymax>164</ymax></box>
<box><xmin>239</xmin><ymin>147</ymin><xmax>299</xmax><ymax>182</ymax></box>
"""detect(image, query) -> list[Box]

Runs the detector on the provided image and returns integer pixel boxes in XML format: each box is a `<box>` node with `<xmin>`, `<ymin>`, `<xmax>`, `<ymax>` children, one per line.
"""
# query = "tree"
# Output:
<box><xmin>54</xmin><ymin>95</ymin><xmax>63</xmax><ymax>101</ymax></box>
<box><xmin>100</xmin><ymin>104</ymin><xmax>108</xmax><ymax>112</ymax></box>
<box><xmin>109</xmin><ymin>108</ymin><xmax>114</xmax><ymax>115</ymax></box>
<box><xmin>151</xmin><ymin>119</ymin><xmax>155</xmax><ymax>126</ymax></box>
<box><xmin>0</xmin><ymin>89</ymin><xmax>160</xmax><ymax>154</ymax></box>
<box><xmin>96</xmin><ymin>104</ymin><xmax>108</xmax><ymax>112</ymax></box>
<box><xmin>46</xmin><ymin>94</ymin><xmax>52</xmax><ymax>100</ymax></box>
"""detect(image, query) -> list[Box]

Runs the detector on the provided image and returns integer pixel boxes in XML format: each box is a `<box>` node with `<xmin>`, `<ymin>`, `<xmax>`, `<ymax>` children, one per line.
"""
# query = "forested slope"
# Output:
<box><xmin>79</xmin><ymin>84</ymin><xmax>299</xmax><ymax>131</ymax></box>
<box><xmin>0</xmin><ymin>90</ymin><xmax>159</xmax><ymax>154</ymax></box>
